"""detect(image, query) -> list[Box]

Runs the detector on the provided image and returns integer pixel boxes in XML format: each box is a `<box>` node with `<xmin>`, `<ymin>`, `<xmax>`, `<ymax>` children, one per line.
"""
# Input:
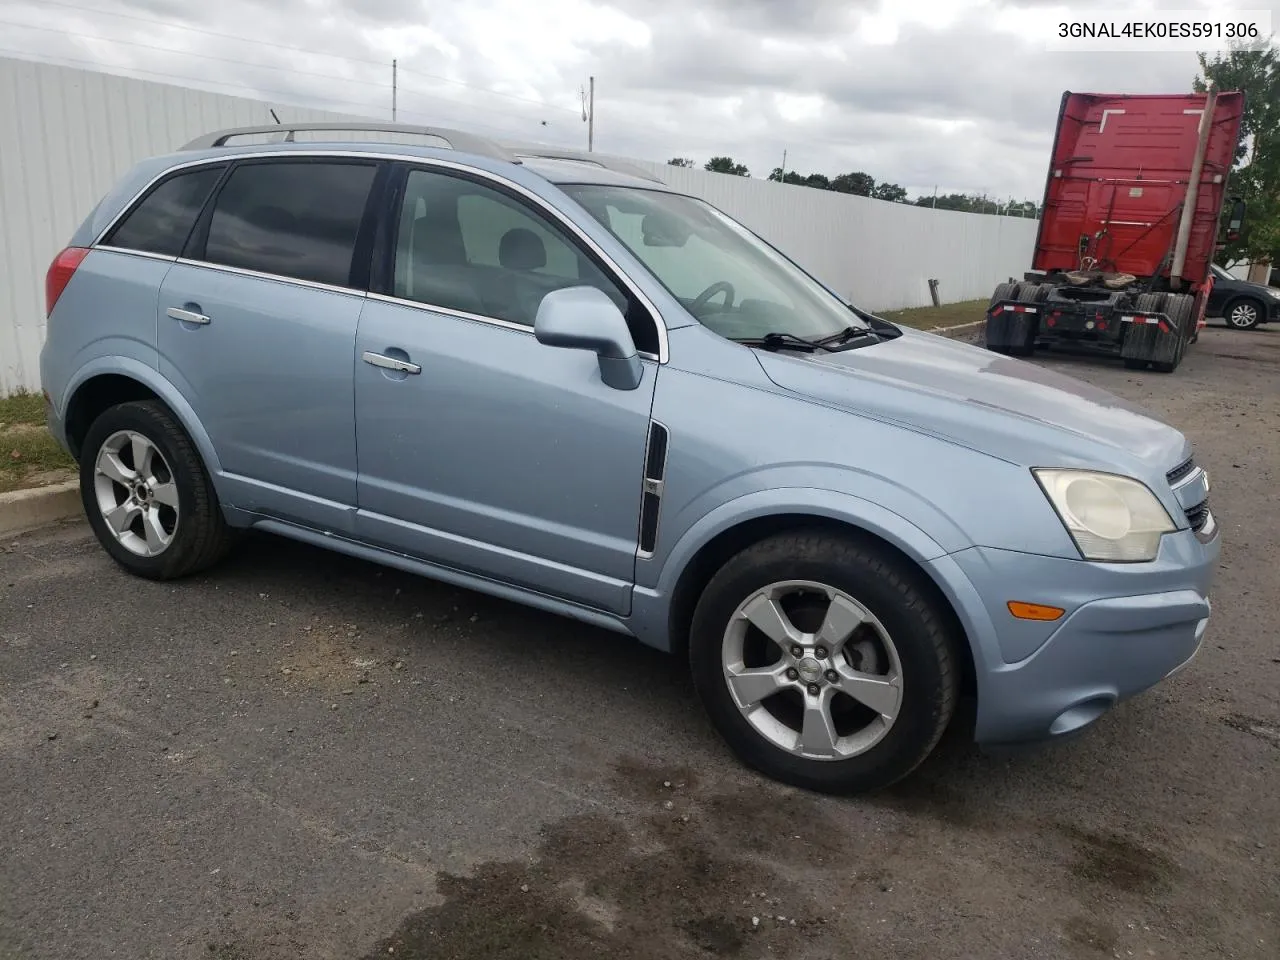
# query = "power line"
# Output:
<box><xmin>22</xmin><ymin>0</ymin><xmax>581</xmax><ymax>116</ymax></box>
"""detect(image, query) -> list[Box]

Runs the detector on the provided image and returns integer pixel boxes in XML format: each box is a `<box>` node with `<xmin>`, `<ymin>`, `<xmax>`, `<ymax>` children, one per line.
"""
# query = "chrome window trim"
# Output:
<box><xmin>171</xmin><ymin>258</ymin><xmax>370</xmax><ymax>298</ymax></box>
<box><xmin>90</xmin><ymin>148</ymin><xmax>671</xmax><ymax>363</ymax></box>
<box><xmin>365</xmin><ymin>291</ymin><xmax>663</xmax><ymax>363</ymax></box>
<box><xmin>94</xmin><ymin>246</ymin><xmax>179</xmax><ymax>263</ymax></box>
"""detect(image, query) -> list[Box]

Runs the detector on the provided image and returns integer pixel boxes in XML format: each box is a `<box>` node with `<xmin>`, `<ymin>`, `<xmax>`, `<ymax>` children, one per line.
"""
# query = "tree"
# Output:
<box><xmin>802</xmin><ymin>173</ymin><xmax>831</xmax><ymax>190</ymax></box>
<box><xmin>1194</xmin><ymin>41</ymin><xmax>1280</xmax><ymax>264</ymax></box>
<box><xmin>667</xmin><ymin>157</ymin><xmax>694</xmax><ymax>167</ymax></box>
<box><xmin>705</xmin><ymin>156</ymin><xmax>750</xmax><ymax>176</ymax></box>
<box><xmin>830</xmin><ymin>171</ymin><xmax>876</xmax><ymax>196</ymax></box>
<box><xmin>768</xmin><ymin>167</ymin><xmax>808</xmax><ymax>185</ymax></box>
<box><xmin>872</xmin><ymin>182</ymin><xmax>908</xmax><ymax>203</ymax></box>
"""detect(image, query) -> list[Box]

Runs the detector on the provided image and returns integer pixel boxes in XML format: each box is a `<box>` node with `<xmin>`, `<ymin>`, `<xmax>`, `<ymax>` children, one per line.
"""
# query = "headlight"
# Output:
<box><xmin>1033</xmin><ymin>468</ymin><xmax>1176</xmax><ymax>562</ymax></box>
<box><xmin>1267</xmin><ymin>288</ymin><xmax>1280</xmax><ymax>300</ymax></box>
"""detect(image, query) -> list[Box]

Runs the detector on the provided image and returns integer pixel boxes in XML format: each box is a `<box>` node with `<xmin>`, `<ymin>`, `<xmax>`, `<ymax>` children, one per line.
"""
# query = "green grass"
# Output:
<box><xmin>0</xmin><ymin>390</ymin><xmax>76</xmax><ymax>493</ymax></box>
<box><xmin>880</xmin><ymin>299</ymin><xmax>988</xmax><ymax>330</ymax></box>
<box><xmin>0</xmin><ymin>390</ymin><xmax>48</xmax><ymax>426</ymax></box>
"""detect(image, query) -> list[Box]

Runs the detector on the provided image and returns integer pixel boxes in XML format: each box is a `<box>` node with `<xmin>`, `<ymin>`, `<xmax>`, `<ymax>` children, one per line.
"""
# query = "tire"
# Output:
<box><xmin>1151</xmin><ymin>293</ymin><xmax>1194</xmax><ymax>373</ymax></box>
<box><xmin>1225</xmin><ymin>297</ymin><xmax>1263</xmax><ymax>330</ymax></box>
<box><xmin>80</xmin><ymin>400</ymin><xmax>236</xmax><ymax>580</ymax></box>
<box><xmin>1122</xmin><ymin>292</ymin><xmax>1165</xmax><ymax>369</ymax></box>
<box><xmin>1001</xmin><ymin>282</ymin><xmax>1049</xmax><ymax>356</ymax></box>
<box><xmin>688</xmin><ymin>530</ymin><xmax>960</xmax><ymax>795</ymax></box>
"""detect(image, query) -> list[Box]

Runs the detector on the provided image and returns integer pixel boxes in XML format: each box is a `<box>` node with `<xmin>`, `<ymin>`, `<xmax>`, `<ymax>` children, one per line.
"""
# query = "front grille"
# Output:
<box><xmin>1167</xmin><ymin>457</ymin><xmax>1196</xmax><ymax>486</ymax></box>
<box><xmin>1185</xmin><ymin>498</ymin><xmax>1210</xmax><ymax>532</ymax></box>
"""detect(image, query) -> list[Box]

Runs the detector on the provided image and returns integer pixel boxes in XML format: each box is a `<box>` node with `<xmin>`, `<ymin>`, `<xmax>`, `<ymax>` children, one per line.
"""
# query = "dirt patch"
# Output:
<box><xmin>359</xmin><ymin>758</ymin><xmax>867</xmax><ymax>960</ymax></box>
<box><xmin>1062</xmin><ymin>914</ymin><xmax>1119</xmax><ymax>954</ymax></box>
<box><xmin>1064</xmin><ymin>825</ymin><xmax>1176</xmax><ymax>895</ymax></box>
<box><xmin>1223</xmin><ymin>713</ymin><xmax>1280</xmax><ymax>747</ymax></box>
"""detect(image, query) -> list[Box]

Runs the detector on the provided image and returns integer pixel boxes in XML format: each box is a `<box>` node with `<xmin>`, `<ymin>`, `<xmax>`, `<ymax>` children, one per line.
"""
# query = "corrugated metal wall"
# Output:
<box><xmin>0</xmin><ymin>56</ymin><xmax>1038</xmax><ymax>396</ymax></box>
<box><xmin>625</xmin><ymin>158</ymin><xmax>1038</xmax><ymax>310</ymax></box>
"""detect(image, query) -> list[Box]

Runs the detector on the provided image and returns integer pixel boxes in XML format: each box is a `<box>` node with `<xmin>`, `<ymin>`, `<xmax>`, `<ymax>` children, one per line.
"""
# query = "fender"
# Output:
<box><xmin>628</xmin><ymin>485</ymin><xmax>966</xmax><ymax>652</ymax></box>
<box><xmin>64</xmin><ymin>356</ymin><xmax>225</xmax><ymax>487</ymax></box>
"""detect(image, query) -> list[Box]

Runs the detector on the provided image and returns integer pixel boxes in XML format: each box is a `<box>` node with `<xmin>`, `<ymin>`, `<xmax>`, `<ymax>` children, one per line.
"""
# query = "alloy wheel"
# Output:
<box><xmin>720</xmin><ymin>580</ymin><xmax>903</xmax><ymax>761</ymax></box>
<box><xmin>93</xmin><ymin>430</ymin><xmax>180</xmax><ymax>557</ymax></box>
<box><xmin>1228</xmin><ymin>302</ymin><xmax>1259</xmax><ymax>328</ymax></box>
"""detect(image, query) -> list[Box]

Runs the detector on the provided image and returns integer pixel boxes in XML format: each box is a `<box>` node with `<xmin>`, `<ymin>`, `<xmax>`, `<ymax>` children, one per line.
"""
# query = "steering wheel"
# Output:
<box><xmin>691</xmin><ymin>281</ymin><xmax>736</xmax><ymax>314</ymax></box>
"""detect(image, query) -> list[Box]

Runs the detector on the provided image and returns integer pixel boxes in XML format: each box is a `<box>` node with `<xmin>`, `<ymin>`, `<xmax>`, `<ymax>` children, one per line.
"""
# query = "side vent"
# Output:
<box><xmin>637</xmin><ymin>421</ymin><xmax>669</xmax><ymax>558</ymax></box>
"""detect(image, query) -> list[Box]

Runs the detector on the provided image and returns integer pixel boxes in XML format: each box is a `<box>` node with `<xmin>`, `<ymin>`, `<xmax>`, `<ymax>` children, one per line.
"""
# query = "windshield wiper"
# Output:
<box><xmin>731</xmin><ymin>332</ymin><xmax>833</xmax><ymax>353</ymax></box>
<box><xmin>814</xmin><ymin>324</ymin><xmax>878</xmax><ymax>347</ymax></box>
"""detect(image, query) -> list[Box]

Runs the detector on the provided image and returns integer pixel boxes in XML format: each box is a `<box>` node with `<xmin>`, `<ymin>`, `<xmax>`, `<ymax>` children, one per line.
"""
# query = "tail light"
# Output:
<box><xmin>45</xmin><ymin>247</ymin><xmax>90</xmax><ymax>317</ymax></box>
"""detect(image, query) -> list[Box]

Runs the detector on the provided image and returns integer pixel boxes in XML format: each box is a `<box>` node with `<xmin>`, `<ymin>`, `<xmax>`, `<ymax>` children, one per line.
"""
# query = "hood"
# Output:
<box><xmin>754</xmin><ymin>326</ymin><xmax>1189</xmax><ymax>475</ymax></box>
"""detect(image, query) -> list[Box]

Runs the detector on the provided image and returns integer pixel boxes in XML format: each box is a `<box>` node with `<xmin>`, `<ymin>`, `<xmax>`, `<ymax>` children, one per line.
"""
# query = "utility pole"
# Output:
<box><xmin>781</xmin><ymin>148</ymin><xmax>787</xmax><ymax>181</ymax></box>
<box><xmin>931</xmin><ymin>185</ymin><xmax>937</xmax><ymax>209</ymax></box>
<box><xmin>588</xmin><ymin>76</ymin><xmax>595</xmax><ymax>151</ymax></box>
<box><xmin>391</xmin><ymin>59</ymin><xmax>397</xmax><ymax>121</ymax></box>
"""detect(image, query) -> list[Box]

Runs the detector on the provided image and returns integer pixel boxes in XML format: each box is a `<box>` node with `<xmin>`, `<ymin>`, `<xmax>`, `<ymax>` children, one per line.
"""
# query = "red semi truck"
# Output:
<box><xmin>985</xmin><ymin>89</ymin><xmax>1247</xmax><ymax>373</ymax></box>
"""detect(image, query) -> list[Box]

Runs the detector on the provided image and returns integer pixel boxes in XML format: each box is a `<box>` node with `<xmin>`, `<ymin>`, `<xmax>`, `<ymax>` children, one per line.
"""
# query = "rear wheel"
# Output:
<box><xmin>1122</xmin><ymin>292</ymin><xmax>1166</xmax><ymax>371</ymax></box>
<box><xmin>1151</xmin><ymin>293</ymin><xmax>1194</xmax><ymax>373</ymax></box>
<box><xmin>80</xmin><ymin>401</ymin><xmax>236</xmax><ymax>580</ymax></box>
<box><xmin>1225</xmin><ymin>297</ymin><xmax>1263</xmax><ymax>331</ymax></box>
<box><xmin>688</xmin><ymin>530</ymin><xmax>960</xmax><ymax>794</ymax></box>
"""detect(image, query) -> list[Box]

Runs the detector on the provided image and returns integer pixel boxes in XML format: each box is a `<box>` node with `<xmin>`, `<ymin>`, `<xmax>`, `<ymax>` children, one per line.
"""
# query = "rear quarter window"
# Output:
<box><xmin>102</xmin><ymin>166</ymin><xmax>225</xmax><ymax>257</ymax></box>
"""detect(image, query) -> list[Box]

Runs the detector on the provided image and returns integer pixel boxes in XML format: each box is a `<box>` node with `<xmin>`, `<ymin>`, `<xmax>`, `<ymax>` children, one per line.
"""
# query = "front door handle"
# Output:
<box><xmin>362</xmin><ymin>351</ymin><xmax>421</xmax><ymax>375</ymax></box>
<box><xmin>166</xmin><ymin>307</ymin><xmax>210</xmax><ymax>325</ymax></box>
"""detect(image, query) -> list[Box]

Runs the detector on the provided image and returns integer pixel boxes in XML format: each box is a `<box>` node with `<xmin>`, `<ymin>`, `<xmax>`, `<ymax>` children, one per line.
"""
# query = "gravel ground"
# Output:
<box><xmin>2</xmin><ymin>324</ymin><xmax>1277</xmax><ymax>960</ymax></box>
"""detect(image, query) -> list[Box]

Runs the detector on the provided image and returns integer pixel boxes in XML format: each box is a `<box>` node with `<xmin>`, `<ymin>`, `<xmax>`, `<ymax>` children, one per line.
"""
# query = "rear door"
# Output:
<box><xmin>157</xmin><ymin>157</ymin><xmax>383</xmax><ymax>534</ymax></box>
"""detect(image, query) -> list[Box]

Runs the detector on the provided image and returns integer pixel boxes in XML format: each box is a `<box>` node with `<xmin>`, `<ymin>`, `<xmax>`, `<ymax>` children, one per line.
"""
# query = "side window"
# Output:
<box><xmin>203</xmin><ymin>161</ymin><xmax>377</xmax><ymax>287</ymax></box>
<box><xmin>393</xmin><ymin>168</ymin><xmax>659</xmax><ymax>353</ymax></box>
<box><xmin>103</xmin><ymin>166</ymin><xmax>224</xmax><ymax>256</ymax></box>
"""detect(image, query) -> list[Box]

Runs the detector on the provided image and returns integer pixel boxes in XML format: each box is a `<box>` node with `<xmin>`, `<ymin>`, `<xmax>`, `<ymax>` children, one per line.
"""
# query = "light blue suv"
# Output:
<box><xmin>38</xmin><ymin>123</ymin><xmax>1219</xmax><ymax>794</ymax></box>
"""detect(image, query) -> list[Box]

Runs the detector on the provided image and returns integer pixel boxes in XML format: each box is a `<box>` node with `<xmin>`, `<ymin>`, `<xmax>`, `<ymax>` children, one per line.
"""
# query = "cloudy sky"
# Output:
<box><xmin>2</xmin><ymin>0</ymin><xmax>1267</xmax><ymax>201</ymax></box>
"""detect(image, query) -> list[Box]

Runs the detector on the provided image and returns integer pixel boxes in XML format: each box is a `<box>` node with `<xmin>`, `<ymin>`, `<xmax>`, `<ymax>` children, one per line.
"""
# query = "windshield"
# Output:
<box><xmin>1211</xmin><ymin>264</ymin><xmax>1232</xmax><ymax>281</ymax></box>
<box><xmin>560</xmin><ymin>184</ymin><xmax>868</xmax><ymax>342</ymax></box>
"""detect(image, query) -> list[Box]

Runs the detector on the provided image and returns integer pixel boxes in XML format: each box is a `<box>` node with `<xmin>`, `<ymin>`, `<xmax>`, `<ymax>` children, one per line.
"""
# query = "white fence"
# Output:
<box><xmin>0</xmin><ymin>57</ymin><xmax>1038</xmax><ymax>396</ymax></box>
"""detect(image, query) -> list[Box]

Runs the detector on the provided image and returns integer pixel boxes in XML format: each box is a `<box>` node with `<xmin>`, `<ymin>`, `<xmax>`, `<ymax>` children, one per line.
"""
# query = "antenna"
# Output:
<box><xmin>268</xmin><ymin>108</ymin><xmax>281</xmax><ymax>124</ymax></box>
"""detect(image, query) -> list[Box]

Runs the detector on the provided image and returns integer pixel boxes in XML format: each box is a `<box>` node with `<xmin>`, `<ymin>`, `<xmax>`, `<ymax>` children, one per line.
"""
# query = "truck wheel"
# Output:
<box><xmin>985</xmin><ymin>282</ymin><xmax>1019</xmax><ymax>353</ymax></box>
<box><xmin>80</xmin><ymin>401</ymin><xmax>237</xmax><ymax>580</ymax></box>
<box><xmin>1152</xmin><ymin>293</ymin><xmax>1194</xmax><ymax>373</ymax></box>
<box><xmin>1225</xmin><ymin>297</ymin><xmax>1263</xmax><ymax>330</ymax></box>
<box><xmin>1121</xmin><ymin>292</ymin><xmax>1165</xmax><ymax>370</ymax></box>
<box><xmin>688</xmin><ymin>530</ymin><xmax>960</xmax><ymax>795</ymax></box>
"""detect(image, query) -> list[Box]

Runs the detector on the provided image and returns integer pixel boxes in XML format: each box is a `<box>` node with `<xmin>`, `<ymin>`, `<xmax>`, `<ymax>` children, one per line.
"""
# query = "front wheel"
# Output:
<box><xmin>80</xmin><ymin>400</ymin><xmax>236</xmax><ymax>580</ymax></box>
<box><xmin>688</xmin><ymin>531</ymin><xmax>960</xmax><ymax>794</ymax></box>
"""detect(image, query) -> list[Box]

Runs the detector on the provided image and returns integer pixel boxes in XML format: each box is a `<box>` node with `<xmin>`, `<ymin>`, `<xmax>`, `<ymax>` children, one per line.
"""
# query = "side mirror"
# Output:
<box><xmin>1225</xmin><ymin>197</ymin><xmax>1246</xmax><ymax>243</ymax></box>
<box><xmin>534</xmin><ymin>286</ymin><xmax>643</xmax><ymax>391</ymax></box>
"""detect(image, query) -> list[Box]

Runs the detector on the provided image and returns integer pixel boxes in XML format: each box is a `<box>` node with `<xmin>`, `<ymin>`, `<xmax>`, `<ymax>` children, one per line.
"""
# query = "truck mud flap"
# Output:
<box><xmin>985</xmin><ymin>302</ymin><xmax>1038</xmax><ymax>354</ymax></box>
<box><xmin>1119</xmin><ymin>316</ymin><xmax>1159</xmax><ymax>361</ymax></box>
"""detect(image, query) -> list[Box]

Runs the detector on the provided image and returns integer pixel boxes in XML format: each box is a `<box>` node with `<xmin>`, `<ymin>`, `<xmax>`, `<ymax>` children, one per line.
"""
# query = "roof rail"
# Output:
<box><xmin>506</xmin><ymin>144</ymin><xmax>664</xmax><ymax>184</ymax></box>
<box><xmin>181</xmin><ymin>122</ymin><xmax>520</xmax><ymax>163</ymax></box>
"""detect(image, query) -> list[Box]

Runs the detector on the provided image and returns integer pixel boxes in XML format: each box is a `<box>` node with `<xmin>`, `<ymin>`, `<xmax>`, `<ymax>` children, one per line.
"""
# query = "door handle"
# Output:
<box><xmin>166</xmin><ymin>307</ymin><xmax>210</xmax><ymax>325</ymax></box>
<box><xmin>362</xmin><ymin>351</ymin><xmax>421</xmax><ymax>375</ymax></box>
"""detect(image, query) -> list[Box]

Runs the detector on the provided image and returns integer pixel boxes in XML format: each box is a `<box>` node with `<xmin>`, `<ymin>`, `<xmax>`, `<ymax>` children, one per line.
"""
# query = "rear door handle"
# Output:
<box><xmin>362</xmin><ymin>351</ymin><xmax>421</xmax><ymax>375</ymax></box>
<box><xmin>166</xmin><ymin>307</ymin><xmax>210</xmax><ymax>325</ymax></box>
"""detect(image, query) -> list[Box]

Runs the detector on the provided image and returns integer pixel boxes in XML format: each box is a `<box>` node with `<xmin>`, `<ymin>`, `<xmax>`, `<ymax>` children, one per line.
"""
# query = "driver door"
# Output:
<box><xmin>353</xmin><ymin>164</ymin><xmax>661</xmax><ymax>615</ymax></box>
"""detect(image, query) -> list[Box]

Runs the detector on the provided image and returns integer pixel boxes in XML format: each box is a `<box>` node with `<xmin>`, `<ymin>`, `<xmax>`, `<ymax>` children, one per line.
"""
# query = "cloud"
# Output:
<box><xmin>3</xmin><ymin>0</ymin><xmax>1229</xmax><ymax>200</ymax></box>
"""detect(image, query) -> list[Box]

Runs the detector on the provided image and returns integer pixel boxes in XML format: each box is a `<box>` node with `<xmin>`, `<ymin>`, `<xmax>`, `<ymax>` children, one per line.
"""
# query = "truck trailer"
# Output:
<box><xmin>986</xmin><ymin>89</ymin><xmax>1246</xmax><ymax>372</ymax></box>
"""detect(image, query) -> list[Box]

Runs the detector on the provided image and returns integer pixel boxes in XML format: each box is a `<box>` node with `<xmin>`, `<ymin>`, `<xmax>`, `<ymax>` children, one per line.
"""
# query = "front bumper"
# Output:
<box><xmin>930</xmin><ymin>529</ymin><xmax>1220</xmax><ymax>745</ymax></box>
